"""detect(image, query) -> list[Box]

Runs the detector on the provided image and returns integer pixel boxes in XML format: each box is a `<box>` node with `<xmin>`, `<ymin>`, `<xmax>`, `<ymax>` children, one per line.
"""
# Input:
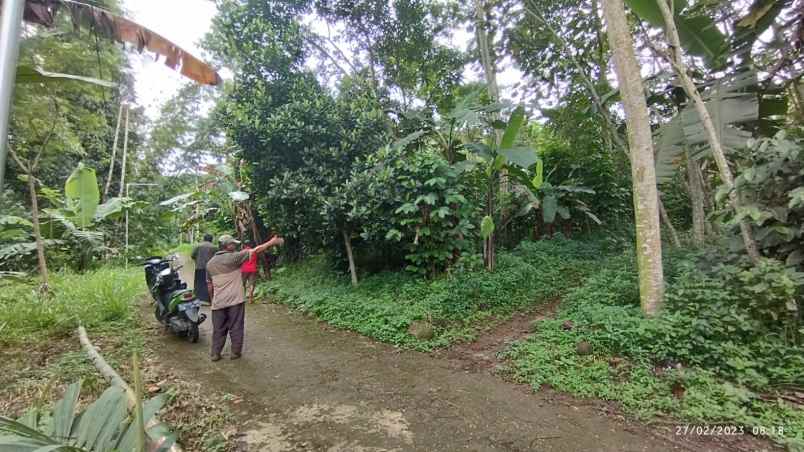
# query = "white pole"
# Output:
<box><xmin>0</xmin><ymin>0</ymin><xmax>26</xmax><ymax>191</ymax></box>
<box><xmin>104</xmin><ymin>103</ymin><xmax>124</xmax><ymax>199</ymax></box>
<box><xmin>125</xmin><ymin>183</ymin><xmax>130</xmax><ymax>269</ymax></box>
<box><xmin>118</xmin><ymin>106</ymin><xmax>130</xmax><ymax>197</ymax></box>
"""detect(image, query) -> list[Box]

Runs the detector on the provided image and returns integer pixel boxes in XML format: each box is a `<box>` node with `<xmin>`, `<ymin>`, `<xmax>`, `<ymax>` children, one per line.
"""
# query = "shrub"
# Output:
<box><xmin>344</xmin><ymin>146</ymin><xmax>477</xmax><ymax>277</ymax></box>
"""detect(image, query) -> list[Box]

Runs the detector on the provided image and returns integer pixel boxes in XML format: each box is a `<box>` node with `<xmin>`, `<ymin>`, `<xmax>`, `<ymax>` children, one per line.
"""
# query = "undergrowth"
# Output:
<box><xmin>260</xmin><ymin>238</ymin><xmax>608</xmax><ymax>350</ymax></box>
<box><xmin>505</xmin><ymin>249</ymin><xmax>804</xmax><ymax>450</ymax></box>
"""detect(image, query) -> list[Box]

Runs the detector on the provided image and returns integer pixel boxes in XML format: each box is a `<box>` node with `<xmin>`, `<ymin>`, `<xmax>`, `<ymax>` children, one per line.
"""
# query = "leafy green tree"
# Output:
<box><xmin>344</xmin><ymin>145</ymin><xmax>477</xmax><ymax>278</ymax></box>
<box><xmin>146</xmin><ymin>83</ymin><xmax>226</xmax><ymax>174</ymax></box>
<box><xmin>719</xmin><ymin>131</ymin><xmax>804</xmax><ymax>271</ymax></box>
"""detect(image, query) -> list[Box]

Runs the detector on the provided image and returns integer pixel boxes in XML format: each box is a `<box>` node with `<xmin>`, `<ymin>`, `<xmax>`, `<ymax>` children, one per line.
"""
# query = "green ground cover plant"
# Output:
<box><xmin>260</xmin><ymin>238</ymin><xmax>611</xmax><ymax>350</ymax></box>
<box><xmin>505</xmin><ymin>249</ymin><xmax>804</xmax><ymax>449</ymax></box>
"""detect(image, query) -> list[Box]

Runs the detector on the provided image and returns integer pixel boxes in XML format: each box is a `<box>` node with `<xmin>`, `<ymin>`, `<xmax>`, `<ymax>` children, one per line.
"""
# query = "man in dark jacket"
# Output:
<box><xmin>190</xmin><ymin>234</ymin><xmax>216</xmax><ymax>304</ymax></box>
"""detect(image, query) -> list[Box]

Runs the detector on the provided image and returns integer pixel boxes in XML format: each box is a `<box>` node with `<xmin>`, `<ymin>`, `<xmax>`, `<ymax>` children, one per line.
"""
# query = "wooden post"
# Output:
<box><xmin>104</xmin><ymin>103</ymin><xmax>123</xmax><ymax>199</ymax></box>
<box><xmin>118</xmin><ymin>106</ymin><xmax>129</xmax><ymax>198</ymax></box>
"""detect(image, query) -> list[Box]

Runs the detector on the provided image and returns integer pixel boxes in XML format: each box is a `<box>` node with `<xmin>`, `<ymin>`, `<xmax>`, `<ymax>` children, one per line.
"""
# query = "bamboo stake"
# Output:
<box><xmin>118</xmin><ymin>106</ymin><xmax>130</xmax><ymax>198</ymax></box>
<box><xmin>104</xmin><ymin>103</ymin><xmax>123</xmax><ymax>199</ymax></box>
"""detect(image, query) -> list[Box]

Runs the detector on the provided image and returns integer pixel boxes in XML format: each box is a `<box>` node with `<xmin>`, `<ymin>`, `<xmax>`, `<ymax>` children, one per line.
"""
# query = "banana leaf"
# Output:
<box><xmin>625</xmin><ymin>0</ymin><xmax>728</xmax><ymax>66</ymax></box>
<box><xmin>654</xmin><ymin>72</ymin><xmax>760</xmax><ymax>184</ymax></box>
<box><xmin>0</xmin><ymin>379</ymin><xmax>173</xmax><ymax>452</ymax></box>
<box><xmin>500</xmin><ymin>106</ymin><xmax>526</xmax><ymax>149</ymax></box>
<box><xmin>64</xmin><ymin>164</ymin><xmax>100</xmax><ymax>229</ymax></box>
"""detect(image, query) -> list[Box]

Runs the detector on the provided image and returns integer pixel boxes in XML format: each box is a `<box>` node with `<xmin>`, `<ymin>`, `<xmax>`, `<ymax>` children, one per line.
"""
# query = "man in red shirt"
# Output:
<box><xmin>241</xmin><ymin>241</ymin><xmax>259</xmax><ymax>304</ymax></box>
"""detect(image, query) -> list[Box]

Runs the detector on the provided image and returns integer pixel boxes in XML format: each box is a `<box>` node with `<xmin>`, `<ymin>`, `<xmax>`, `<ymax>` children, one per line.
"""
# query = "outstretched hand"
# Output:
<box><xmin>251</xmin><ymin>235</ymin><xmax>285</xmax><ymax>256</ymax></box>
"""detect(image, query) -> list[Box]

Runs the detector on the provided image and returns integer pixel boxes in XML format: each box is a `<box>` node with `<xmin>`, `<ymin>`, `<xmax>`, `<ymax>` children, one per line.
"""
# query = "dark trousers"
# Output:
<box><xmin>211</xmin><ymin>303</ymin><xmax>245</xmax><ymax>357</ymax></box>
<box><xmin>194</xmin><ymin>269</ymin><xmax>210</xmax><ymax>302</ymax></box>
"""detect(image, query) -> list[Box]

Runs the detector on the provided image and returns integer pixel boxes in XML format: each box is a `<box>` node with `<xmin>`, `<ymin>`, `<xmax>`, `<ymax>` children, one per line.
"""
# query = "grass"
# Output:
<box><xmin>0</xmin><ymin>267</ymin><xmax>145</xmax><ymax>344</ymax></box>
<box><xmin>260</xmin><ymin>238</ymin><xmax>611</xmax><ymax>350</ymax></box>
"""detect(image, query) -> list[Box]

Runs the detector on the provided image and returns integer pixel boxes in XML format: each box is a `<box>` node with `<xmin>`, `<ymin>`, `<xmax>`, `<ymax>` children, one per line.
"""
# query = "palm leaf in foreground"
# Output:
<box><xmin>0</xmin><ymin>379</ymin><xmax>174</xmax><ymax>452</ymax></box>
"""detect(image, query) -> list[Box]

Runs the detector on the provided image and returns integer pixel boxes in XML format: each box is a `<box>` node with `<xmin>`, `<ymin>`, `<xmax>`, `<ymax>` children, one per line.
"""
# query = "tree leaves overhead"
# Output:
<box><xmin>10</xmin><ymin>0</ymin><xmax>221</xmax><ymax>85</ymax></box>
<box><xmin>624</xmin><ymin>0</ymin><xmax>728</xmax><ymax>66</ymax></box>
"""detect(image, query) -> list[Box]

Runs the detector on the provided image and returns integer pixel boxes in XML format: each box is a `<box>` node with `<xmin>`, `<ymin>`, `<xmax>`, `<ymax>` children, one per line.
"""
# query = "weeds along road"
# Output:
<box><xmin>155</xmin><ymin>256</ymin><xmax>704</xmax><ymax>452</ymax></box>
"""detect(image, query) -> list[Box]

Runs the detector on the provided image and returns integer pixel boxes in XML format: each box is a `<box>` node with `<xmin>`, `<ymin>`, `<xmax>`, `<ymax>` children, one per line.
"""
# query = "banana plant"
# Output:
<box><xmin>653</xmin><ymin>70</ymin><xmax>786</xmax><ymax>184</ymax></box>
<box><xmin>624</xmin><ymin>0</ymin><xmax>728</xmax><ymax>67</ymax></box>
<box><xmin>506</xmin><ymin>164</ymin><xmax>601</xmax><ymax>238</ymax></box>
<box><xmin>462</xmin><ymin>105</ymin><xmax>540</xmax><ymax>271</ymax></box>
<box><xmin>0</xmin><ymin>164</ymin><xmax>132</xmax><ymax>272</ymax></box>
<box><xmin>0</xmin><ymin>380</ymin><xmax>175</xmax><ymax>451</ymax></box>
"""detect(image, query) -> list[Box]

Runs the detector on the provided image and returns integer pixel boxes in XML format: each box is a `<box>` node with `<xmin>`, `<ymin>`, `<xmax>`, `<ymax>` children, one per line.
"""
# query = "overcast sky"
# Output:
<box><xmin>124</xmin><ymin>0</ymin><xmax>218</xmax><ymax>119</ymax></box>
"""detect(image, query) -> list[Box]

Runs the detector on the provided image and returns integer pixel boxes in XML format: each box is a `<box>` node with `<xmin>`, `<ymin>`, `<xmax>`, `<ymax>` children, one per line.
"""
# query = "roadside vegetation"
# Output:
<box><xmin>262</xmin><ymin>238</ymin><xmax>609</xmax><ymax>349</ymax></box>
<box><xmin>507</xmin><ymin>249</ymin><xmax>804</xmax><ymax>449</ymax></box>
<box><xmin>264</xmin><ymin>238</ymin><xmax>804</xmax><ymax>449</ymax></box>
<box><xmin>2</xmin><ymin>0</ymin><xmax>804</xmax><ymax>450</ymax></box>
<box><xmin>0</xmin><ymin>268</ymin><xmax>236</xmax><ymax>451</ymax></box>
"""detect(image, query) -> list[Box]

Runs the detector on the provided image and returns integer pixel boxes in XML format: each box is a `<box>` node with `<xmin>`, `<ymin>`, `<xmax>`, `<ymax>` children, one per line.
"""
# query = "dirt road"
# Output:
<box><xmin>156</xmin><ymin>258</ymin><xmax>711</xmax><ymax>452</ymax></box>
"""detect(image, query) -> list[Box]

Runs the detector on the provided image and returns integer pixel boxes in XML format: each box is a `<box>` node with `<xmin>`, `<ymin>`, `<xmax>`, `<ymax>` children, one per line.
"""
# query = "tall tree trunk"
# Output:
<box><xmin>699</xmin><ymin>163</ymin><xmax>718</xmax><ymax>236</ymax></box>
<box><xmin>475</xmin><ymin>0</ymin><xmax>508</xmax><ymax>196</ymax></box>
<box><xmin>484</xmin><ymin>173</ymin><xmax>497</xmax><ymax>272</ymax></box>
<box><xmin>103</xmin><ymin>103</ymin><xmax>123</xmax><ymax>200</ymax></box>
<box><xmin>27</xmin><ymin>174</ymin><xmax>49</xmax><ymax>289</ymax></box>
<box><xmin>602</xmin><ymin>0</ymin><xmax>665</xmax><ymax>316</ymax></box>
<box><xmin>118</xmin><ymin>106</ymin><xmax>130</xmax><ymax>198</ymax></box>
<box><xmin>686</xmin><ymin>153</ymin><xmax>706</xmax><ymax>245</ymax></box>
<box><xmin>474</xmin><ymin>0</ymin><xmax>500</xmax><ymax>109</ymax></box>
<box><xmin>658</xmin><ymin>196</ymin><xmax>681</xmax><ymax>247</ymax></box>
<box><xmin>342</xmin><ymin>230</ymin><xmax>358</xmax><ymax>286</ymax></box>
<box><xmin>656</xmin><ymin>0</ymin><xmax>761</xmax><ymax>263</ymax></box>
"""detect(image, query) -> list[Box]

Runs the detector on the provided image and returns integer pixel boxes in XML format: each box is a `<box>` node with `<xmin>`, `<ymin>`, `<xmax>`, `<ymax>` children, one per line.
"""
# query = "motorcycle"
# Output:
<box><xmin>143</xmin><ymin>256</ymin><xmax>207</xmax><ymax>342</ymax></box>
